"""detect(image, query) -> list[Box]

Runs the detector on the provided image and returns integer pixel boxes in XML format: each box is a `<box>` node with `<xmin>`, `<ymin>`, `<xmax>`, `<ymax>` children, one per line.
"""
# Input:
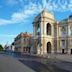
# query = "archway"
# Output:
<box><xmin>46</xmin><ymin>23</ymin><xmax>51</xmax><ymax>35</ymax></box>
<box><xmin>47</xmin><ymin>42</ymin><xmax>51</xmax><ymax>53</ymax></box>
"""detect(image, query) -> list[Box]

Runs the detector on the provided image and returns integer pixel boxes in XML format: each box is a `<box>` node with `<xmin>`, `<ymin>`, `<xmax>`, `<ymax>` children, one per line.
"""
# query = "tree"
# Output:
<box><xmin>0</xmin><ymin>44</ymin><xmax>3</xmax><ymax>51</ymax></box>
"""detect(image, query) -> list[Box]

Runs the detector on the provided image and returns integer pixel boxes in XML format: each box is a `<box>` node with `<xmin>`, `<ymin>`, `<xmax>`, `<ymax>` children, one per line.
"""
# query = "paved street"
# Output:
<box><xmin>12</xmin><ymin>53</ymin><xmax>70</xmax><ymax>72</ymax></box>
<box><xmin>0</xmin><ymin>52</ymin><xmax>72</xmax><ymax>72</ymax></box>
<box><xmin>0</xmin><ymin>53</ymin><xmax>35</xmax><ymax>72</ymax></box>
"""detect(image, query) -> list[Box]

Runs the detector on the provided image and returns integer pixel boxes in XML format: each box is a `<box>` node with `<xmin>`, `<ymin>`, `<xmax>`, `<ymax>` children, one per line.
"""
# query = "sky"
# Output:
<box><xmin>0</xmin><ymin>0</ymin><xmax>72</xmax><ymax>46</ymax></box>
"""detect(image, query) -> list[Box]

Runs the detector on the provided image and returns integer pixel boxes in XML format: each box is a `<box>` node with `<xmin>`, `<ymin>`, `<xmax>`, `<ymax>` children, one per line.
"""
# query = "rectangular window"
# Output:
<box><xmin>61</xmin><ymin>27</ymin><xmax>66</xmax><ymax>36</ymax></box>
<box><xmin>61</xmin><ymin>40</ymin><xmax>65</xmax><ymax>48</ymax></box>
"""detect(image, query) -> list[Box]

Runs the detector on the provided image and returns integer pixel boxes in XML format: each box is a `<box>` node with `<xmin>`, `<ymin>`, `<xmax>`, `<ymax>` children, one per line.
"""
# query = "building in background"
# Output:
<box><xmin>4</xmin><ymin>42</ymin><xmax>15</xmax><ymax>52</ymax></box>
<box><xmin>32</xmin><ymin>10</ymin><xmax>72</xmax><ymax>55</ymax></box>
<box><xmin>11</xmin><ymin>42</ymin><xmax>15</xmax><ymax>52</ymax></box>
<box><xmin>4</xmin><ymin>44</ymin><xmax>9</xmax><ymax>51</ymax></box>
<box><xmin>14</xmin><ymin>32</ymin><xmax>32</xmax><ymax>54</ymax></box>
<box><xmin>57</xmin><ymin>15</ymin><xmax>72</xmax><ymax>54</ymax></box>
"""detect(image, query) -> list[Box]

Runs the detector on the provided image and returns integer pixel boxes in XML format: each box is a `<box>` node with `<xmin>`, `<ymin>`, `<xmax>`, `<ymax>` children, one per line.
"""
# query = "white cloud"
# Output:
<box><xmin>0</xmin><ymin>19</ymin><xmax>12</xmax><ymax>25</ymax></box>
<box><xmin>0</xmin><ymin>0</ymin><xmax>46</xmax><ymax>25</ymax></box>
<box><xmin>11</xmin><ymin>12</ymin><xmax>25</xmax><ymax>22</ymax></box>
<box><xmin>0</xmin><ymin>1</ymin><xmax>42</xmax><ymax>25</ymax></box>
<box><xmin>0</xmin><ymin>0</ymin><xmax>69</xmax><ymax>26</ymax></box>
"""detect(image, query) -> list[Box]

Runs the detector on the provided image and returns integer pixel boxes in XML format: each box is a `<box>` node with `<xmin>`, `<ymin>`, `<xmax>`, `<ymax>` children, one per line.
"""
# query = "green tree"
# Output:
<box><xmin>0</xmin><ymin>44</ymin><xmax>3</xmax><ymax>51</ymax></box>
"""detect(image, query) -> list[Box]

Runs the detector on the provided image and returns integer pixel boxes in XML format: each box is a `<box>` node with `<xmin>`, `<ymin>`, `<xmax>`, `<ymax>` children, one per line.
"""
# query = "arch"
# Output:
<box><xmin>47</xmin><ymin>42</ymin><xmax>51</xmax><ymax>53</ymax></box>
<box><xmin>46</xmin><ymin>23</ymin><xmax>51</xmax><ymax>35</ymax></box>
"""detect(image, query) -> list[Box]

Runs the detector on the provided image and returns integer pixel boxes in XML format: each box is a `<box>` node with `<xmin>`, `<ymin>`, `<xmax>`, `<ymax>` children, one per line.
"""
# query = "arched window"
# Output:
<box><xmin>46</xmin><ymin>23</ymin><xmax>51</xmax><ymax>35</ymax></box>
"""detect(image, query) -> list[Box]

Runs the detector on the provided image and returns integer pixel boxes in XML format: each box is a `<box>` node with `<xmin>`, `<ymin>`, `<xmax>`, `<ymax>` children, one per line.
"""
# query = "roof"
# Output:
<box><xmin>22</xmin><ymin>32</ymin><xmax>32</xmax><ymax>38</ymax></box>
<box><xmin>15</xmin><ymin>32</ymin><xmax>32</xmax><ymax>40</ymax></box>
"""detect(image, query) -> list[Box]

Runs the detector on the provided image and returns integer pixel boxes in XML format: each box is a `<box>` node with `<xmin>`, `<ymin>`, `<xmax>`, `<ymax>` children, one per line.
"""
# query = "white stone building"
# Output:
<box><xmin>32</xmin><ymin>10</ymin><xmax>72</xmax><ymax>55</ymax></box>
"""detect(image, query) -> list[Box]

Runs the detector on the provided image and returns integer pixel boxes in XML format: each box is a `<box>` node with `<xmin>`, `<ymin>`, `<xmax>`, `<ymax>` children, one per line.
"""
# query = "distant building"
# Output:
<box><xmin>57</xmin><ymin>16</ymin><xmax>72</xmax><ymax>54</ymax></box>
<box><xmin>11</xmin><ymin>42</ymin><xmax>15</xmax><ymax>52</ymax></box>
<box><xmin>4</xmin><ymin>42</ymin><xmax>15</xmax><ymax>52</ymax></box>
<box><xmin>4</xmin><ymin>44</ymin><xmax>9</xmax><ymax>51</ymax></box>
<box><xmin>14</xmin><ymin>32</ymin><xmax>32</xmax><ymax>54</ymax></box>
<box><xmin>32</xmin><ymin>10</ymin><xmax>72</xmax><ymax>55</ymax></box>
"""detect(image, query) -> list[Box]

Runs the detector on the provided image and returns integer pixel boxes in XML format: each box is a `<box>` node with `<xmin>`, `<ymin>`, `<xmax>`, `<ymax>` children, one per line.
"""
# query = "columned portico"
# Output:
<box><xmin>33</xmin><ymin>10</ymin><xmax>56</xmax><ymax>55</ymax></box>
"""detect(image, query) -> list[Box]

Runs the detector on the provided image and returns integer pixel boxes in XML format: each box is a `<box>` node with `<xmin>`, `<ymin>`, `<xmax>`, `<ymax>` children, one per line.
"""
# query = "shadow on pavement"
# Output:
<box><xmin>19</xmin><ymin>60</ymin><xmax>70</xmax><ymax>72</ymax></box>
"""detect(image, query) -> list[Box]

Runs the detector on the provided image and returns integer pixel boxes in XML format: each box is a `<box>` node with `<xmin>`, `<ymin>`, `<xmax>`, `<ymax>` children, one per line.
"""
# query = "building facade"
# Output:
<box><xmin>4</xmin><ymin>43</ymin><xmax>15</xmax><ymax>52</ymax></box>
<box><xmin>57</xmin><ymin>16</ymin><xmax>72</xmax><ymax>54</ymax></box>
<box><xmin>14</xmin><ymin>32</ymin><xmax>32</xmax><ymax>54</ymax></box>
<box><xmin>32</xmin><ymin>10</ymin><xmax>72</xmax><ymax>55</ymax></box>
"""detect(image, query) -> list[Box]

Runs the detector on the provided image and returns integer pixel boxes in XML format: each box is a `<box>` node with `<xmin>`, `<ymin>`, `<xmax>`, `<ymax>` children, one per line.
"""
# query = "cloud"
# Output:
<box><xmin>0</xmin><ymin>0</ymin><xmax>42</xmax><ymax>25</ymax></box>
<box><xmin>0</xmin><ymin>0</ymin><xmax>70</xmax><ymax>26</ymax></box>
<box><xmin>0</xmin><ymin>19</ymin><xmax>11</xmax><ymax>25</ymax></box>
<box><xmin>0</xmin><ymin>0</ymin><xmax>44</xmax><ymax>25</ymax></box>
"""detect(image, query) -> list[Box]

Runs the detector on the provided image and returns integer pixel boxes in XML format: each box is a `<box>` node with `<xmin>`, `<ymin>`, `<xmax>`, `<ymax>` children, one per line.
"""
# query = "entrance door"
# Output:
<box><xmin>47</xmin><ymin>42</ymin><xmax>51</xmax><ymax>53</ymax></box>
<box><xmin>62</xmin><ymin>49</ymin><xmax>64</xmax><ymax>54</ymax></box>
<box><xmin>71</xmin><ymin>49</ymin><xmax>72</xmax><ymax>54</ymax></box>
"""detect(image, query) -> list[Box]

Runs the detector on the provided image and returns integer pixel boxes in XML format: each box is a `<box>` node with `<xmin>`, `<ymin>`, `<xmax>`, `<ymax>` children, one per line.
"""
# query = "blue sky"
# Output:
<box><xmin>0</xmin><ymin>0</ymin><xmax>72</xmax><ymax>46</ymax></box>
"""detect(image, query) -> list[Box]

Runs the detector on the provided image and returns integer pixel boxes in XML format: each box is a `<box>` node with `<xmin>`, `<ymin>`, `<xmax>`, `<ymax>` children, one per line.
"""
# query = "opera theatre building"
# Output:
<box><xmin>32</xmin><ymin>10</ymin><xmax>72</xmax><ymax>55</ymax></box>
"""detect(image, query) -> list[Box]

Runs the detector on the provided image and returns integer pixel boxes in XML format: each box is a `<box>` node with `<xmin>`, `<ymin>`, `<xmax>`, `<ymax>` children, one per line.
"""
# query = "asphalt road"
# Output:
<box><xmin>12</xmin><ymin>53</ymin><xmax>69</xmax><ymax>72</ymax></box>
<box><xmin>0</xmin><ymin>52</ymin><xmax>70</xmax><ymax>72</ymax></box>
<box><xmin>0</xmin><ymin>53</ymin><xmax>35</xmax><ymax>72</ymax></box>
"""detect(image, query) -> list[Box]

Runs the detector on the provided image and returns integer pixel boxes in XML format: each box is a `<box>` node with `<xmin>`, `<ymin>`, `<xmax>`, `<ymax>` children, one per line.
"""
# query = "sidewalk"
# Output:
<box><xmin>29</xmin><ymin>53</ymin><xmax>72</xmax><ymax>72</ymax></box>
<box><xmin>47</xmin><ymin>54</ymin><xmax>72</xmax><ymax>72</ymax></box>
<box><xmin>47</xmin><ymin>54</ymin><xmax>72</xmax><ymax>62</ymax></box>
<box><xmin>23</xmin><ymin>53</ymin><xmax>72</xmax><ymax>72</ymax></box>
<box><xmin>0</xmin><ymin>54</ymin><xmax>35</xmax><ymax>72</ymax></box>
